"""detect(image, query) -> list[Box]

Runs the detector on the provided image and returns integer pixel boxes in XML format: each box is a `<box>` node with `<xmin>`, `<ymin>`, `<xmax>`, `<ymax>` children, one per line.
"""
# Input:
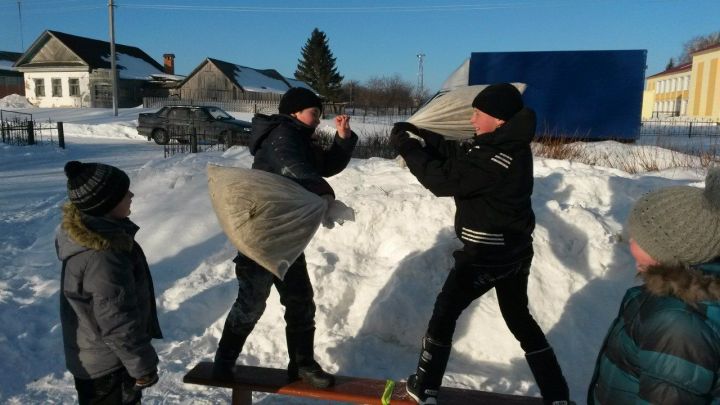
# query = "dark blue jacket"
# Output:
<box><xmin>249</xmin><ymin>113</ymin><xmax>357</xmax><ymax>197</ymax></box>
<box><xmin>588</xmin><ymin>262</ymin><xmax>720</xmax><ymax>405</ymax></box>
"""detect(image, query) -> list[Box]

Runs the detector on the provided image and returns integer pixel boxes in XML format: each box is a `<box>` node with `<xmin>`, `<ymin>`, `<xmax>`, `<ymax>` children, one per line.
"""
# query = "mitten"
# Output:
<box><xmin>390</xmin><ymin>122</ymin><xmax>421</xmax><ymax>153</ymax></box>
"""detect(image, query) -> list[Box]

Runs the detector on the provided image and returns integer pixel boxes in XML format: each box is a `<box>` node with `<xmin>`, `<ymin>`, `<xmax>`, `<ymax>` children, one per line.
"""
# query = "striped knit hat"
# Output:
<box><xmin>64</xmin><ymin>161</ymin><xmax>129</xmax><ymax>216</ymax></box>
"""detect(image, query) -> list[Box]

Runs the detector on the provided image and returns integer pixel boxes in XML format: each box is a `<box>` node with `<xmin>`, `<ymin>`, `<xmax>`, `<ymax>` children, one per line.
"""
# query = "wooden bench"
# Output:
<box><xmin>183</xmin><ymin>362</ymin><xmax>544</xmax><ymax>404</ymax></box>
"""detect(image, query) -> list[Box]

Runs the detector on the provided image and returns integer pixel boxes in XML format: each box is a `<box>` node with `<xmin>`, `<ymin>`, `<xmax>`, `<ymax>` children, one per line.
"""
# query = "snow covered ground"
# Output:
<box><xmin>0</xmin><ymin>101</ymin><xmax>711</xmax><ymax>404</ymax></box>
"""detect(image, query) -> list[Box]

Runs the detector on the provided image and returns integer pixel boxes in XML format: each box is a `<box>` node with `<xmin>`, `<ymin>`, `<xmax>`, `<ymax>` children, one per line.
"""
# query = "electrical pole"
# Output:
<box><xmin>416</xmin><ymin>52</ymin><xmax>425</xmax><ymax>104</ymax></box>
<box><xmin>108</xmin><ymin>0</ymin><xmax>118</xmax><ymax>116</ymax></box>
<box><xmin>17</xmin><ymin>1</ymin><xmax>24</xmax><ymax>49</ymax></box>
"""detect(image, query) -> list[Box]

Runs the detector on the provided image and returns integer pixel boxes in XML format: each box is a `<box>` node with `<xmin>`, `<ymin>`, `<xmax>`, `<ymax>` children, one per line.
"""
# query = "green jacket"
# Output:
<box><xmin>588</xmin><ymin>262</ymin><xmax>720</xmax><ymax>404</ymax></box>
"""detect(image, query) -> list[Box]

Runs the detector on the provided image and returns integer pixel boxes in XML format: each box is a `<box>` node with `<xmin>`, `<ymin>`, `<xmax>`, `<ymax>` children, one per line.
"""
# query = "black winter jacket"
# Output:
<box><xmin>400</xmin><ymin>108</ymin><xmax>536</xmax><ymax>263</ymax></box>
<box><xmin>249</xmin><ymin>114</ymin><xmax>358</xmax><ymax>197</ymax></box>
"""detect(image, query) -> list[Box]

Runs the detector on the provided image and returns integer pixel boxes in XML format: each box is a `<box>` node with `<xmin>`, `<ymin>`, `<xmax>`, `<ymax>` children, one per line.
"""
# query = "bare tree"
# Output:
<box><xmin>678</xmin><ymin>31</ymin><xmax>720</xmax><ymax>64</ymax></box>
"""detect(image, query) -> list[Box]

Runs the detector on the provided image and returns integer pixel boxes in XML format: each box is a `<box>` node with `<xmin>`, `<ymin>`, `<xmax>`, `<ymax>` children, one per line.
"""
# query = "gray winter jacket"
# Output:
<box><xmin>56</xmin><ymin>203</ymin><xmax>162</xmax><ymax>379</ymax></box>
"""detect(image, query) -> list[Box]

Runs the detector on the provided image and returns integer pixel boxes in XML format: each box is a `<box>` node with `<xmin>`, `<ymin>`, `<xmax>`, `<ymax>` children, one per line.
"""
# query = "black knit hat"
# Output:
<box><xmin>278</xmin><ymin>87</ymin><xmax>323</xmax><ymax>115</ymax></box>
<box><xmin>472</xmin><ymin>83</ymin><xmax>524</xmax><ymax>121</ymax></box>
<box><xmin>64</xmin><ymin>160</ymin><xmax>130</xmax><ymax>216</ymax></box>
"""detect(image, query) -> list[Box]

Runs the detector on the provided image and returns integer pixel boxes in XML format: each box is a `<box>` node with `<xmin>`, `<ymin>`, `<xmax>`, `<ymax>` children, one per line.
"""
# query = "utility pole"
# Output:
<box><xmin>416</xmin><ymin>52</ymin><xmax>426</xmax><ymax>104</ymax></box>
<box><xmin>17</xmin><ymin>1</ymin><xmax>24</xmax><ymax>49</ymax></box>
<box><xmin>108</xmin><ymin>0</ymin><xmax>118</xmax><ymax>116</ymax></box>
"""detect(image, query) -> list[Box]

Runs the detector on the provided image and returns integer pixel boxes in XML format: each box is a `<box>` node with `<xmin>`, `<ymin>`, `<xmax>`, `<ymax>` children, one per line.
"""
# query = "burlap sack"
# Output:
<box><xmin>207</xmin><ymin>165</ymin><xmax>326</xmax><ymax>279</ymax></box>
<box><xmin>407</xmin><ymin>83</ymin><xmax>526</xmax><ymax>140</ymax></box>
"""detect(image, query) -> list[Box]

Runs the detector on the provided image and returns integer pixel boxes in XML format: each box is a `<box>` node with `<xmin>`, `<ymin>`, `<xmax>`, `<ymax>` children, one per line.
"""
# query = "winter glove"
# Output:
<box><xmin>133</xmin><ymin>371</ymin><xmax>159</xmax><ymax>391</ymax></box>
<box><xmin>320</xmin><ymin>195</ymin><xmax>355</xmax><ymax>229</ymax></box>
<box><xmin>390</xmin><ymin>122</ymin><xmax>422</xmax><ymax>154</ymax></box>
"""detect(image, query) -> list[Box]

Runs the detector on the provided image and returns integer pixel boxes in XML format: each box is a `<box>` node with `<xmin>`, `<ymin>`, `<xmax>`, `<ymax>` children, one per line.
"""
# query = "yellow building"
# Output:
<box><xmin>643</xmin><ymin>44</ymin><xmax>720</xmax><ymax>119</ymax></box>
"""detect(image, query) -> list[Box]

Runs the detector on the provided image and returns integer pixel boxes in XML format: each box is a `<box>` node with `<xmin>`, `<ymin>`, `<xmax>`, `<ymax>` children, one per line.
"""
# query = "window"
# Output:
<box><xmin>69</xmin><ymin>78</ymin><xmax>80</xmax><ymax>96</ymax></box>
<box><xmin>52</xmin><ymin>78</ymin><xmax>62</xmax><ymax>97</ymax></box>
<box><xmin>34</xmin><ymin>78</ymin><xmax>45</xmax><ymax>97</ymax></box>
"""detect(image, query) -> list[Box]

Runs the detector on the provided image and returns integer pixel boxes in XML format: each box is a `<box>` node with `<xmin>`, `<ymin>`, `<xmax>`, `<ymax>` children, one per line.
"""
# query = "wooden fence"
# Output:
<box><xmin>143</xmin><ymin>97</ymin><xmax>281</xmax><ymax>114</ymax></box>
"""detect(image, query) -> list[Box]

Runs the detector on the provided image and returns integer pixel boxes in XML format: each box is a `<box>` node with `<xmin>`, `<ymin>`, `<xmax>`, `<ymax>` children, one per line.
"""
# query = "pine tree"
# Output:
<box><xmin>665</xmin><ymin>57</ymin><xmax>675</xmax><ymax>70</ymax></box>
<box><xmin>295</xmin><ymin>28</ymin><xmax>343</xmax><ymax>101</ymax></box>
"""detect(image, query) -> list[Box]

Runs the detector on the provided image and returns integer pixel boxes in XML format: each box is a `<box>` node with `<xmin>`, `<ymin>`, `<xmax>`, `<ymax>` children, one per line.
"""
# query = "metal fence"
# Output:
<box><xmin>639</xmin><ymin>117</ymin><xmax>720</xmax><ymax>137</ymax></box>
<box><xmin>162</xmin><ymin>126</ymin><xmax>249</xmax><ymax>158</ymax></box>
<box><xmin>1</xmin><ymin>109</ymin><xmax>65</xmax><ymax>148</ymax></box>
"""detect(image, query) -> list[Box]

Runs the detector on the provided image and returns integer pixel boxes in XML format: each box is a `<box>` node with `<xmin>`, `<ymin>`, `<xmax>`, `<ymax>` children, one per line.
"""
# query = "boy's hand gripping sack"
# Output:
<box><xmin>207</xmin><ymin>165</ymin><xmax>326</xmax><ymax>280</ymax></box>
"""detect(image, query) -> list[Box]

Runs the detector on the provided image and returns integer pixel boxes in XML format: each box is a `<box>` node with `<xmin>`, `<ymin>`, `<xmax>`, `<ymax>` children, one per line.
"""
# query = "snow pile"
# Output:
<box><xmin>0</xmin><ymin>113</ymin><xmax>709</xmax><ymax>404</ymax></box>
<box><xmin>0</xmin><ymin>94</ymin><xmax>34</xmax><ymax>108</ymax></box>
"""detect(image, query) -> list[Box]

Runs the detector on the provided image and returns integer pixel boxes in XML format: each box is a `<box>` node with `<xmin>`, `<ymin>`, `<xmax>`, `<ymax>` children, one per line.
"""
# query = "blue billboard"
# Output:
<box><xmin>468</xmin><ymin>50</ymin><xmax>647</xmax><ymax>140</ymax></box>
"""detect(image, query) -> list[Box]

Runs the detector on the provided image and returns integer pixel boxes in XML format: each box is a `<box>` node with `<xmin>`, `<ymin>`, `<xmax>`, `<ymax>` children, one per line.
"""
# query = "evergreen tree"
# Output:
<box><xmin>295</xmin><ymin>28</ymin><xmax>343</xmax><ymax>101</ymax></box>
<box><xmin>665</xmin><ymin>57</ymin><xmax>675</xmax><ymax>70</ymax></box>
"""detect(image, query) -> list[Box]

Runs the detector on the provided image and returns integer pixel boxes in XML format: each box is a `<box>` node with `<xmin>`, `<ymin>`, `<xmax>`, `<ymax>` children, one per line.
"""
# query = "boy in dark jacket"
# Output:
<box><xmin>56</xmin><ymin>161</ymin><xmax>162</xmax><ymax>405</ymax></box>
<box><xmin>214</xmin><ymin>87</ymin><xmax>358</xmax><ymax>388</ymax></box>
<box><xmin>588</xmin><ymin>168</ymin><xmax>720</xmax><ymax>405</ymax></box>
<box><xmin>391</xmin><ymin>84</ymin><xmax>570</xmax><ymax>405</ymax></box>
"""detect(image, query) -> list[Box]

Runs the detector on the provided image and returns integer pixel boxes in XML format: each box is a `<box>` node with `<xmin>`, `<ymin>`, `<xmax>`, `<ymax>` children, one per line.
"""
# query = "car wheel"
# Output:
<box><xmin>152</xmin><ymin>129</ymin><xmax>169</xmax><ymax>145</ymax></box>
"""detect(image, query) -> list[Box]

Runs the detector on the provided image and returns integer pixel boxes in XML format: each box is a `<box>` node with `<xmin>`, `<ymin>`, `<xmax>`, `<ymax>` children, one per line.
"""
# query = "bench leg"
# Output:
<box><xmin>231</xmin><ymin>388</ymin><xmax>252</xmax><ymax>405</ymax></box>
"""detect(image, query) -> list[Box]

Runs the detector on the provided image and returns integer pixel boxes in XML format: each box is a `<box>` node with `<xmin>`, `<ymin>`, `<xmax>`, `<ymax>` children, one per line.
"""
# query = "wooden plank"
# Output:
<box><xmin>183</xmin><ymin>362</ymin><xmax>544</xmax><ymax>404</ymax></box>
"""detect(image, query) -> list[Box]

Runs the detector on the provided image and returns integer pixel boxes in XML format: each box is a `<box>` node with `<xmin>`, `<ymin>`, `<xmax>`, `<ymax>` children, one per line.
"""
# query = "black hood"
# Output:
<box><xmin>249</xmin><ymin>114</ymin><xmax>315</xmax><ymax>155</ymax></box>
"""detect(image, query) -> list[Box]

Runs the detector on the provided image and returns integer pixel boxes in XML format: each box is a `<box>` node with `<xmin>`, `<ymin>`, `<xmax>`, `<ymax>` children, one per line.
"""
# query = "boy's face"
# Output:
<box><xmin>471</xmin><ymin>108</ymin><xmax>504</xmax><ymax>135</ymax></box>
<box><xmin>107</xmin><ymin>190</ymin><xmax>134</xmax><ymax>219</ymax></box>
<box><xmin>629</xmin><ymin>238</ymin><xmax>658</xmax><ymax>272</ymax></box>
<box><xmin>292</xmin><ymin>107</ymin><xmax>321</xmax><ymax>128</ymax></box>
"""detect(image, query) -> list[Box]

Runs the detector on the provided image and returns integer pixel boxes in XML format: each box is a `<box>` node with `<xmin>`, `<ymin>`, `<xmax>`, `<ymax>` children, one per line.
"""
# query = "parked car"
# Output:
<box><xmin>137</xmin><ymin>105</ymin><xmax>252</xmax><ymax>145</ymax></box>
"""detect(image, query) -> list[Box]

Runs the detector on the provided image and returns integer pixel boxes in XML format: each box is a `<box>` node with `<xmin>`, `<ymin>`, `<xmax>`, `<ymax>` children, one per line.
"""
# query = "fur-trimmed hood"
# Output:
<box><xmin>56</xmin><ymin>202</ymin><xmax>138</xmax><ymax>261</ymax></box>
<box><xmin>642</xmin><ymin>262</ymin><xmax>720</xmax><ymax>304</ymax></box>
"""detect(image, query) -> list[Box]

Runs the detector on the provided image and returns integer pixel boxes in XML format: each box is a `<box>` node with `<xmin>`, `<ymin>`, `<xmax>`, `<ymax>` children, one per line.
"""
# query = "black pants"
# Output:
<box><xmin>426</xmin><ymin>252</ymin><xmax>549</xmax><ymax>353</ymax></box>
<box><xmin>222</xmin><ymin>253</ymin><xmax>316</xmax><ymax>339</ymax></box>
<box><xmin>74</xmin><ymin>367</ymin><xmax>140</xmax><ymax>405</ymax></box>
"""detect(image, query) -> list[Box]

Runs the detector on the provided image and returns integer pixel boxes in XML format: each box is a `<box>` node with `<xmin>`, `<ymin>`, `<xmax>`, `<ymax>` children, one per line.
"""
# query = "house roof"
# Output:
<box><xmin>14</xmin><ymin>30</ymin><xmax>164</xmax><ymax>79</ymax></box>
<box><xmin>647</xmin><ymin>62</ymin><xmax>692</xmax><ymax>79</ymax></box>
<box><xmin>691</xmin><ymin>43</ymin><xmax>720</xmax><ymax>56</ymax></box>
<box><xmin>182</xmin><ymin>57</ymin><xmax>316</xmax><ymax>94</ymax></box>
<box><xmin>0</xmin><ymin>51</ymin><xmax>23</xmax><ymax>72</ymax></box>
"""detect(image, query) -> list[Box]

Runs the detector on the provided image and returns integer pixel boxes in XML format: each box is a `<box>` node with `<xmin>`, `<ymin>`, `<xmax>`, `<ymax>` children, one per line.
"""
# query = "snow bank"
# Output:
<box><xmin>0</xmin><ymin>94</ymin><xmax>34</xmax><ymax>109</ymax></box>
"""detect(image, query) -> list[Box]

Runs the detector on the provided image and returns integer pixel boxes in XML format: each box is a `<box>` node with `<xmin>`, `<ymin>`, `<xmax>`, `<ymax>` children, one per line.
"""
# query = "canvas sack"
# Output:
<box><xmin>407</xmin><ymin>83</ymin><xmax>526</xmax><ymax>140</ymax></box>
<box><xmin>207</xmin><ymin>165</ymin><xmax>326</xmax><ymax>279</ymax></box>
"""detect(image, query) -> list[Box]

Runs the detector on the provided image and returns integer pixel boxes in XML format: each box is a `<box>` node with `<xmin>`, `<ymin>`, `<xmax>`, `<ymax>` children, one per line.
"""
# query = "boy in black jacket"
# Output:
<box><xmin>214</xmin><ymin>87</ymin><xmax>357</xmax><ymax>388</ymax></box>
<box><xmin>390</xmin><ymin>84</ymin><xmax>570</xmax><ymax>405</ymax></box>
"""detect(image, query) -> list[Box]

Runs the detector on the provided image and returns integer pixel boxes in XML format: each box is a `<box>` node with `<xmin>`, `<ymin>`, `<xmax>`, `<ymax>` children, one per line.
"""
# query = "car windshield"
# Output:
<box><xmin>207</xmin><ymin>107</ymin><xmax>232</xmax><ymax>120</ymax></box>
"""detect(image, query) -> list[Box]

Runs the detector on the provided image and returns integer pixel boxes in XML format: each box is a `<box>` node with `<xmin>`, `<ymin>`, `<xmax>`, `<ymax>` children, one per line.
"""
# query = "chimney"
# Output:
<box><xmin>163</xmin><ymin>53</ymin><xmax>175</xmax><ymax>75</ymax></box>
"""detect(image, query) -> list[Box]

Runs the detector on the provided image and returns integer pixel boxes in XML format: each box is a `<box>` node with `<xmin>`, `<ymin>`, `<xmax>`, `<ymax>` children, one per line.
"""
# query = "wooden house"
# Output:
<box><xmin>13</xmin><ymin>30</ymin><xmax>181</xmax><ymax>108</ymax></box>
<box><xmin>178</xmin><ymin>57</ymin><xmax>315</xmax><ymax>101</ymax></box>
<box><xmin>0</xmin><ymin>51</ymin><xmax>24</xmax><ymax>99</ymax></box>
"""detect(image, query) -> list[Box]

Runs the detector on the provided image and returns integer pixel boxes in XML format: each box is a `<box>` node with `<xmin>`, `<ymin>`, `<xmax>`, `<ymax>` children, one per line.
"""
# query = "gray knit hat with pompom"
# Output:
<box><xmin>628</xmin><ymin>168</ymin><xmax>720</xmax><ymax>266</ymax></box>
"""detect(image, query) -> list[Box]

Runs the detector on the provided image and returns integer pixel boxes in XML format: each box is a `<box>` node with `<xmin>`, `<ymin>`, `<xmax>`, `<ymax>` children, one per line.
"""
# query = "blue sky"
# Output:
<box><xmin>0</xmin><ymin>0</ymin><xmax>718</xmax><ymax>93</ymax></box>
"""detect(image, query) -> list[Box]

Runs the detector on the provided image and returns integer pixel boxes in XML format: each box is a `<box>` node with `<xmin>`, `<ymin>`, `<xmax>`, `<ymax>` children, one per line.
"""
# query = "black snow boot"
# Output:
<box><xmin>286</xmin><ymin>328</ymin><xmax>335</xmax><ymax>388</ymax></box>
<box><xmin>212</xmin><ymin>328</ymin><xmax>250</xmax><ymax>379</ymax></box>
<box><xmin>406</xmin><ymin>336</ymin><xmax>452</xmax><ymax>405</ymax></box>
<box><xmin>525</xmin><ymin>346</ymin><xmax>571</xmax><ymax>405</ymax></box>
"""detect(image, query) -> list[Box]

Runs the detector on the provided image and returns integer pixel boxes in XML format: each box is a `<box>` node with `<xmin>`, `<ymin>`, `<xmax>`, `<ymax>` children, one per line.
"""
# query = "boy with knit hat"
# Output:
<box><xmin>390</xmin><ymin>83</ymin><xmax>570</xmax><ymax>404</ymax></box>
<box><xmin>213</xmin><ymin>87</ymin><xmax>357</xmax><ymax>388</ymax></box>
<box><xmin>56</xmin><ymin>161</ymin><xmax>162</xmax><ymax>404</ymax></box>
<box><xmin>589</xmin><ymin>168</ymin><xmax>720</xmax><ymax>404</ymax></box>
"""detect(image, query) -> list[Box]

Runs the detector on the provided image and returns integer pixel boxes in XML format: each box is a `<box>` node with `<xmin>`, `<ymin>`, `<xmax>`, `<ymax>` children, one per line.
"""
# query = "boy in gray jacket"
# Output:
<box><xmin>56</xmin><ymin>161</ymin><xmax>162</xmax><ymax>404</ymax></box>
